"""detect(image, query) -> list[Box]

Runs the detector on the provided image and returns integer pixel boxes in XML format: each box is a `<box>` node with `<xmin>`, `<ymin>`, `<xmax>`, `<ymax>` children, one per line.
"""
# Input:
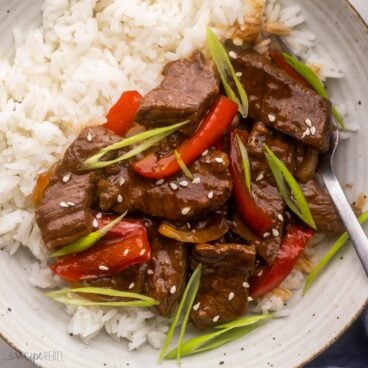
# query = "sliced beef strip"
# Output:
<box><xmin>135</xmin><ymin>50</ymin><xmax>220</xmax><ymax>127</ymax></box>
<box><xmin>35</xmin><ymin>173</ymin><xmax>97</xmax><ymax>249</ymax></box>
<box><xmin>232</xmin><ymin>50</ymin><xmax>332</xmax><ymax>151</ymax></box>
<box><xmin>56</xmin><ymin>125</ymin><xmax>122</xmax><ymax>176</ymax></box>
<box><xmin>246</xmin><ymin>122</ymin><xmax>287</xmax><ymax>264</ymax></box>
<box><xmin>190</xmin><ymin>243</ymin><xmax>256</xmax><ymax>330</ymax></box>
<box><xmin>295</xmin><ymin>145</ymin><xmax>319</xmax><ymax>183</ymax></box>
<box><xmin>98</xmin><ymin>150</ymin><xmax>232</xmax><ymax>221</ymax></box>
<box><xmin>144</xmin><ymin>237</ymin><xmax>189</xmax><ymax>317</ymax></box>
<box><xmin>301</xmin><ymin>180</ymin><xmax>344</xmax><ymax>234</ymax></box>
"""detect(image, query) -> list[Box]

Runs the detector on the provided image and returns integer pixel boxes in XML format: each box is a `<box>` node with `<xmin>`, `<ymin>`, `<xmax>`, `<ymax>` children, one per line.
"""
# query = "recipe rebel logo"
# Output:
<box><xmin>2</xmin><ymin>350</ymin><xmax>64</xmax><ymax>366</ymax></box>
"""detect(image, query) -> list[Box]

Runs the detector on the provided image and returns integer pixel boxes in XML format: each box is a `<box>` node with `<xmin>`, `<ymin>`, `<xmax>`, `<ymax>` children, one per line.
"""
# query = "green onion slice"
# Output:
<box><xmin>175</xmin><ymin>150</ymin><xmax>194</xmax><ymax>181</ymax></box>
<box><xmin>164</xmin><ymin>314</ymin><xmax>271</xmax><ymax>360</ymax></box>
<box><xmin>81</xmin><ymin>120</ymin><xmax>189</xmax><ymax>170</ymax></box>
<box><xmin>264</xmin><ymin>144</ymin><xmax>316</xmax><ymax>229</ymax></box>
<box><xmin>206</xmin><ymin>26</ymin><xmax>248</xmax><ymax>118</ymax></box>
<box><xmin>303</xmin><ymin>210</ymin><xmax>368</xmax><ymax>294</ymax></box>
<box><xmin>236</xmin><ymin>134</ymin><xmax>251</xmax><ymax>191</ymax></box>
<box><xmin>281</xmin><ymin>52</ymin><xmax>345</xmax><ymax>129</ymax></box>
<box><xmin>50</xmin><ymin>212</ymin><xmax>127</xmax><ymax>257</ymax></box>
<box><xmin>159</xmin><ymin>263</ymin><xmax>202</xmax><ymax>362</ymax></box>
<box><xmin>46</xmin><ymin>287</ymin><xmax>159</xmax><ymax>307</ymax></box>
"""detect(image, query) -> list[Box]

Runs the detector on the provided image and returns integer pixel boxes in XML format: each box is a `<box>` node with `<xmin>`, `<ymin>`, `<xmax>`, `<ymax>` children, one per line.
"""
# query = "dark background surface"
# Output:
<box><xmin>307</xmin><ymin>309</ymin><xmax>368</xmax><ymax>368</ymax></box>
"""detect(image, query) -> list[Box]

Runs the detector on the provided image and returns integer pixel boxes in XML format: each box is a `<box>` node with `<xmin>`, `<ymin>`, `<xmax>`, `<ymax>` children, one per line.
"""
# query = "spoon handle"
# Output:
<box><xmin>321</xmin><ymin>169</ymin><xmax>368</xmax><ymax>275</ymax></box>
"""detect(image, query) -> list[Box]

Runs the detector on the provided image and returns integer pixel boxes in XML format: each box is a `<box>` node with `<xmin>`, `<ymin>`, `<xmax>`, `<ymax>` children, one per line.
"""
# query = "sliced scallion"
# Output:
<box><xmin>236</xmin><ymin>134</ymin><xmax>251</xmax><ymax>191</ymax></box>
<box><xmin>303</xmin><ymin>210</ymin><xmax>368</xmax><ymax>294</ymax></box>
<box><xmin>206</xmin><ymin>26</ymin><xmax>248</xmax><ymax>118</ymax></box>
<box><xmin>159</xmin><ymin>263</ymin><xmax>202</xmax><ymax>362</ymax></box>
<box><xmin>46</xmin><ymin>287</ymin><xmax>159</xmax><ymax>307</ymax></box>
<box><xmin>281</xmin><ymin>52</ymin><xmax>345</xmax><ymax>129</ymax></box>
<box><xmin>175</xmin><ymin>150</ymin><xmax>194</xmax><ymax>181</ymax></box>
<box><xmin>81</xmin><ymin>120</ymin><xmax>189</xmax><ymax>170</ymax></box>
<box><xmin>164</xmin><ymin>314</ymin><xmax>271</xmax><ymax>359</ymax></box>
<box><xmin>50</xmin><ymin>212</ymin><xmax>127</xmax><ymax>257</ymax></box>
<box><xmin>264</xmin><ymin>144</ymin><xmax>316</xmax><ymax>229</ymax></box>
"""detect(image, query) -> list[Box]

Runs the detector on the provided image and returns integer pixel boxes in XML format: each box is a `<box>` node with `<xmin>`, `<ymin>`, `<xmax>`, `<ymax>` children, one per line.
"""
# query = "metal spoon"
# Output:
<box><xmin>274</xmin><ymin>37</ymin><xmax>368</xmax><ymax>275</ymax></box>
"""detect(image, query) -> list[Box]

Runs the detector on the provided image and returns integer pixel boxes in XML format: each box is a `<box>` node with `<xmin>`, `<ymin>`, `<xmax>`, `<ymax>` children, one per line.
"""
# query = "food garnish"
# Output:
<box><xmin>281</xmin><ymin>52</ymin><xmax>345</xmax><ymax>129</ymax></box>
<box><xmin>46</xmin><ymin>287</ymin><xmax>159</xmax><ymax>307</ymax></box>
<box><xmin>164</xmin><ymin>314</ymin><xmax>272</xmax><ymax>359</ymax></box>
<box><xmin>206</xmin><ymin>26</ymin><xmax>248</xmax><ymax>118</ymax></box>
<box><xmin>237</xmin><ymin>134</ymin><xmax>251</xmax><ymax>191</ymax></box>
<box><xmin>264</xmin><ymin>144</ymin><xmax>316</xmax><ymax>229</ymax></box>
<box><xmin>303</xmin><ymin>210</ymin><xmax>368</xmax><ymax>294</ymax></box>
<box><xmin>175</xmin><ymin>150</ymin><xmax>194</xmax><ymax>180</ymax></box>
<box><xmin>51</xmin><ymin>212</ymin><xmax>127</xmax><ymax>257</ymax></box>
<box><xmin>82</xmin><ymin>121</ymin><xmax>189</xmax><ymax>170</ymax></box>
<box><xmin>159</xmin><ymin>263</ymin><xmax>202</xmax><ymax>362</ymax></box>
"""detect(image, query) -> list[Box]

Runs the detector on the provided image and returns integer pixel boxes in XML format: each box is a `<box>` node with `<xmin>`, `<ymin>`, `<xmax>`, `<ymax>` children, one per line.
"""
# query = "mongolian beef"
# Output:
<box><xmin>33</xmin><ymin>36</ymin><xmax>343</xmax><ymax>333</ymax></box>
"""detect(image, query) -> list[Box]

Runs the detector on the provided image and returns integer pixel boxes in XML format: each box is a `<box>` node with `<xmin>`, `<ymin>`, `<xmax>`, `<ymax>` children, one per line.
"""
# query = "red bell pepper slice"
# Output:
<box><xmin>49</xmin><ymin>216</ymin><xmax>150</xmax><ymax>282</ymax></box>
<box><xmin>103</xmin><ymin>90</ymin><xmax>142</xmax><ymax>136</ymax></box>
<box><xmin>229</xmin><ymin>129</ymin><xmax>274</xmax><ymax>235</ymax></box>
<box><xmin>269</xmin><ymin>49</ymin><xmax>311</xmax><ymax>89</ymax></box>
<box><xmin>249</xmin><ymin>224</ymin><xmax>315</xmax><ymax>298</ymax></box>
<box><xmin>132</xmin><ymin>96</ymin><xmax>238</xmax><ymax>179</ymax></box>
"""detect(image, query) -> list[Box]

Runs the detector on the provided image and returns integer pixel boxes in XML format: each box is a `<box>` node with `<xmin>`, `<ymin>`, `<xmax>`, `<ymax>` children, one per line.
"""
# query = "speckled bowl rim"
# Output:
<box><xmin>0</xmin><ymin>1</ymin><xmax>367</xmax><ymax>368</ymax></box>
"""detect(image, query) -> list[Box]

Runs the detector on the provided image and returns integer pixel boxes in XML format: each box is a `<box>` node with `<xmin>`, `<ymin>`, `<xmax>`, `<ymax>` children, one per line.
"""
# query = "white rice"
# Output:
<box><xmin>0</xmin><ymin>0</ymin><xmax>345</xmax><ymax>350</ymax></box>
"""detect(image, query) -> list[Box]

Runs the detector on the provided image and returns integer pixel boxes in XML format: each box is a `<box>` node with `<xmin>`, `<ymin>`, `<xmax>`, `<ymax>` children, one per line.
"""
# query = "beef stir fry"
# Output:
<box><xmin>34</xmin><ymin>40</ymin><xmax>343</xmax><ymax>331</ymax></box>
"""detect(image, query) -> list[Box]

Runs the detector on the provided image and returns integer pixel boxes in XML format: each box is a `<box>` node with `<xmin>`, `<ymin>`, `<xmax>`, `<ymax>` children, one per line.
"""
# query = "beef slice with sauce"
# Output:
<box><xmin>98</xmin><ymin>150</ymin><xmax>232</xmax><ymax>221</ymax></box>
<box><xmin>301</xmin><ymin>179</ymin><xmax>344</xmax><ymax>234</ymax></box>
<box><xmin>135</xmin><ymin>50</ymin><xmax>220</xmax><ymax>127</ymax></box>
<box><xmin>190</xmin><ymin>243</ymin><xmax>256</xmax><ymax>330</ymax></box>
<box><xmin>35</xmin><ymin>173</ymin><xmax>97</xmax><ymax>249</ymax></box>
<box><xmin>144</xmin><ymin>237</ymin><xmax>189</xmax><ymax>317</ymax></box>
<box><xmin>232</xmin><ymin>50</ymin><xmax>332</xmax><ymax>151</ymax></box>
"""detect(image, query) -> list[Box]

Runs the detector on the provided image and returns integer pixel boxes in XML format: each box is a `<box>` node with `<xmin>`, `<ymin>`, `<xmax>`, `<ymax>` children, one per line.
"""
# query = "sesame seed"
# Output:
<box><xmin>98</xmin><ymin>265</ymin><xmax>109</xmax><ymax>271</ymax></box>
<box><xmin>229</xmin><ymin>51</ymin><xmax>237</xmax><ymax>59</ymax></box>
<box><xmin>192</xmin><ymin>177</ymin><xmax>201</xmax><ymax>184</ymax></box>
<box><xmin>256</xmin><ymin>172</ymin><xmax>264</xmax><ymax>182</ymax></box>
<box><xmin>208</xmin><ymin>191</ymin><xmax>214</xmax><ymax>199</ymax></box>
<box><xmin>62</xmin><ymin>173</ymin><xmax>71</xmax><ymax>183</ymax></box>
<box><xmin>128</xmin><ymin>282</ymin><xmax>135</xmax><ymax>290</ymax></box>
<box><xmin>92</xmin><ymin>219</ymin><xmax>99</xmax><ymax>228</ymax></box>
<box><xmin>243</xmin><ymin>282</ymin><xmax>250</xmax><ymax>288</ymax></box>
<box><xmin>156</xmin><ymin>179</ymin><xmax>165</xmax><ymax>185</ymax></box>
<box><xmin>169</xmin><ymin>182</ymin><xmax>178</xmax><ymax>190</ymax></box>
<box><xmin>123</xmin><ymin>249</ymin><xmax>129</xmax><ymax>256</ymax></box>
<box><xmin>215</xmin><ymin>157</ymin><xmax>224</xmax><ymax>164</ymax></box>
<box><xmin>119</xmin><ymin>177</ymin><xmax>126</xmax><ymax>186</ymax></box>
<box><xmin>179</xmin><ymin>180</ymin><xmax>189</xmax><ymax>187</ymax></box>
<box><xmin>140</xmin><ymin>249</ymin><xmax>146</xmax><ymax>256</ymax></box>
<box><xmin>147</xmin><ymin>269</ymin><xmax>154</xmax><ymax>275</ymax></box>
<box><xmin>305</xmin><ymin>118</ymin><xmax>312</xmax><ymax>127</ymax></box>
<box><xmin>310</xmin><ymin>126</ymin><xmax>316</xmax><ymax>136</ymax></box>
<box><xmin>303</xmin><ymin>127</ymin><xmax>311</xmax><ymax>138</ymax></box>
<box><xmin>59</xmin><ymin>201</ymin><xmax>69</xmax><ymax>208</ymax></box>
<box><xmin>248</xmin><ymin>296</ymin><xmax>254</xmax><ymax>302</ymax></box>
<box><xmin>67</xmin><ymin>201</ymin><xmax>75</xmax><ymax>207</ymax></box>
<box><xmin>193</xmin><ymin>302</ymin><xmax>201</xmax><ymax>311</ymax></box>
<box><xmin>213</xmin><ymin>315</ymin><xmax>220</xmax><ymax>322</ymax></box>
<box><xmin>96</xmin><ymin>212</ymin><xmax>102</xmax><ymax>219</ymax></box>
<box><xmin>117</xmin><ymin>194</ymin><xmax>123</xmax><ymax>203</ymax></box>
<box><xmin>228</xmin><ymin>292</ymin><xmax>235</xmax><ymax>301</ymax></box>
<box><xmin>202</xmin><ymin>149</ymin><xmax>209</xmax><ymax>156</ymax></box>
<box><xmin>277</xmin><ymin>214</ymin><xmax>284</xmax><ymax>222</ymax></box>
<box><xmin>170</xmin><ymin>285</ymin><xmax>177</xmax><ymax>294</ymax></box>
<box><xmin>186</xmin><ymin>222</ymin><xmax>191</xmax><ymax>229</ymax></box>
<box><xmin>268</xmin><ymin>114</ymin><xmax>276</xmax><ymax>122</ymax></box>
<box><xmin>86</xmin><ymin>132</ymin><xmax>93</xmax><ymax>142</ymax></box>
<box><xmin>257</xmin><ymin>270</ymin><xmax>264</xmax><ymax>276</ymax></box>
<box><xmin>181</xmin><ymin>207</ymin><xmax>190</xmax><ymax>215</ymax></box>
<box><xmin>263</xmin><ymin>232</ymin><xmax>270</xmax><ymax>238</ymax></box>
<box><xmin>235</xmin><ymin>71</ymin><xmax>243</xmax><ymax>77</ymax></box>
<box><xmin>272</xmin><ymin>228</ymin><xmax>280</xmax><ymax>237</ymax></box>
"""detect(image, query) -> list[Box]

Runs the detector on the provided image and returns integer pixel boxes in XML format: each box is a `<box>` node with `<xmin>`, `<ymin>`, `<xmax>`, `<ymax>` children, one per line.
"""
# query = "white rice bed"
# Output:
<box><xmin>0</xmin><ymin>0</ymin><xmax>344</xmax><ymax>350</ymax></box>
